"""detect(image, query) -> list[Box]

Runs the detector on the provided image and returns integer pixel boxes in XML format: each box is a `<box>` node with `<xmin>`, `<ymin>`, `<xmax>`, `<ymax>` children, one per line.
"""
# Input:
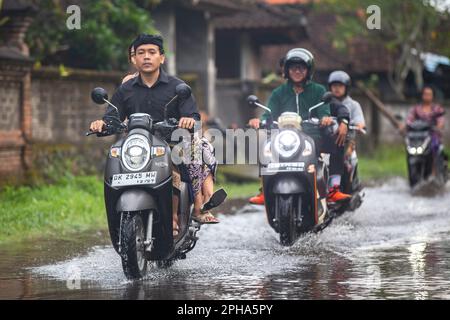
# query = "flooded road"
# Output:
<box><xmin>2</xmin><ymin>178</ymin><xmax>450</xmax><ymax>300</ymax></box>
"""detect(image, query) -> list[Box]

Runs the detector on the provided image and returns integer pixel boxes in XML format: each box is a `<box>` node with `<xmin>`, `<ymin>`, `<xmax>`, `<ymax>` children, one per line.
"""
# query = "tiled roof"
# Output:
<box><xmin>215</xmin><ymin>3</ymin><xmax>306</xmax><ymax>29</ymax></box>
<box><xmin>180</xmin><ymin>0</ymin><xmax>259</xmax><ymax>13</ymax></box>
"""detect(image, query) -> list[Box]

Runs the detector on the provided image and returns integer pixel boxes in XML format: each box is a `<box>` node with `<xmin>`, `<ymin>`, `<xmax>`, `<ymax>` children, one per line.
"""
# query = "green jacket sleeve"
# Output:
<box><xmin>261</xmin><ymin>90</ymin><xmax>279</xmax><ymax>121</ymax></box>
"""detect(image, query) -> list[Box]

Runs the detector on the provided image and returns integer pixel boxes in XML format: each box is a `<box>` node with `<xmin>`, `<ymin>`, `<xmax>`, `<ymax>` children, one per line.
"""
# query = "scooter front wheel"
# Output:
<box><xmin>120</xmin><ymin>213</ymin><xmax>148</xmax><ymax>280</ymax></box>
<box><xmin>277</xmin><ymin>195</ymin><xmax>297</xmax><ymax>246</ymax></box>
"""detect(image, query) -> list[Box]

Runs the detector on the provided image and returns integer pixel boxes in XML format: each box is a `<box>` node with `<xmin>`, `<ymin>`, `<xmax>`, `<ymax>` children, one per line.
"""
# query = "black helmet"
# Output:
<box><xmin>284</xmin><ymin>48</ymin><xmax>315</xmax><ymax>80</ymax></box>
<box><xmin>328</xmin><ymin>70</ymin><xmax>351</xmax><ymax>88</ymax></box>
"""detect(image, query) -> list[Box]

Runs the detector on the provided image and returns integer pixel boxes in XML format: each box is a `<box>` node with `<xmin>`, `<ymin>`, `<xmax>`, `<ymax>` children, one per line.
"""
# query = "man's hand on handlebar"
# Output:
<box><xmin>336</xmin><ymin>122</ymin><xmax>348</xmax><ymax>147</ymax></box>
<box><xmin>90</xmin><ymin>120</ymin><xmax>106</xmax><ymax>133</ymax></box>
<box><xmin>179</xmin><ymin>117</ymin><xmax>196</xmax><ymax>130</ymax></box>
<box><xmin>248</xmin><ymin>118</ymin><xmax>261</xmax><ymax>129</ymax></box>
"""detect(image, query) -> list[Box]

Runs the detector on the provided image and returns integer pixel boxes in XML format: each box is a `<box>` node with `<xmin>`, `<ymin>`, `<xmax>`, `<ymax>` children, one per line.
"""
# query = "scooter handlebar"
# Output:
<box><xmin>348</xmin><ymin>126</ymin><xmax>367</xmax><ymax>135</ymax></box>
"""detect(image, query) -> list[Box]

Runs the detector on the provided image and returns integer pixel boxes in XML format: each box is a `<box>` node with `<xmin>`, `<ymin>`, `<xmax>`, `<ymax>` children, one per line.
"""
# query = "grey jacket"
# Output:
<box><xmin>342</xmin><ymin>96</ymin><xmax>366</xmax><ymax>126</ymax></box>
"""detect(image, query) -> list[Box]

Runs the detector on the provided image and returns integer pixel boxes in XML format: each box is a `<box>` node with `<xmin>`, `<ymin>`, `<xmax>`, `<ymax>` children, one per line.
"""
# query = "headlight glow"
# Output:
<box><xmin>408</xmin><ymin>147</ymin><xmax>417</xmax><ymax>155</ymax></box>
<box><xmin>129</xmin><ymin>146</ymin><xmax>143</xmax><ymax>157</ymax></box>
<box><xmin>274</xmin><ymin>130</ymin><xmax>301</xmax><ymax>158</ymax></box>
<box><xmin>122</xmin><ymin>134</ymin><xmax>150</xmax><ymax>171</ymax></box>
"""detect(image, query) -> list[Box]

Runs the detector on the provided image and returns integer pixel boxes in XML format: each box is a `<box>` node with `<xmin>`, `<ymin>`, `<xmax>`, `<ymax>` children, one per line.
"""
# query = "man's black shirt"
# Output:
<box><xmin>103</xmin><ymin>69</ymin><xmax>200</xmax><ymax>123</ymax></box>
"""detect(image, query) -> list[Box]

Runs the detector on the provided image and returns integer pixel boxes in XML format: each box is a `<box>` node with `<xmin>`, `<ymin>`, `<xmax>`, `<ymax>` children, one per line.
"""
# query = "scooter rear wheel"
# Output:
<box><xmin>120</xmin><ymin>213</ymin><xmax>148</xmax><ymax>280</ymax></box>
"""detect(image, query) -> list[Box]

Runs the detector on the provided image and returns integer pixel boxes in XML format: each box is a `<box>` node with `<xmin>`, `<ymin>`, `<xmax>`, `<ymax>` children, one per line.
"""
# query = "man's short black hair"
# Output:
<box><xmin>127</xmin><ymin>42</ymin><xmax>135</xmax><ymax>63</ymax></box>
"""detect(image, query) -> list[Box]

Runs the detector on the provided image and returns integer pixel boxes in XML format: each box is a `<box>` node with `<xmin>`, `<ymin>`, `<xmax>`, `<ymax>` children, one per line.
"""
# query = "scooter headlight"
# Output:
<box><xmin>416</xmin><ymin>147</ymin><xmax>424</xmax><ymax>155</ymax></box>
<box><xmin>274</xmin><ymin>130</ymin><xmax>301</xmax><ymax>158</ymax></box>
<box><xmin>407</xmin><ymin>146</ymin><xmax>417</xmax><ymax>155</ymax></box>
<box><xmin>122</xmin><ymin>134</ymin><xmax>151</xmax><ymax>171</ymax></box>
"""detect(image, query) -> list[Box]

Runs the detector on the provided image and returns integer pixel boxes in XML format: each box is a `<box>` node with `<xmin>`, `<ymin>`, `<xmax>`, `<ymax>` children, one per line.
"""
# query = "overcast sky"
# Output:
<box><xmin>432</xmin><ymin>0</ymin><xmax>450</xmax><ymax>12</ymax></box>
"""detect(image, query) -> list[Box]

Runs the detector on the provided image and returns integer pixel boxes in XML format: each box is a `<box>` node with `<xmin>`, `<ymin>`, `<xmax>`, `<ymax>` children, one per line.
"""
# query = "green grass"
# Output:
<box><xmin>0</xmin><ymin>174</ymin><xmax>259</xmax><ymax>244</ymax></box>
<box><xmin>0</xmin><ymin>176</ymin><xmax>106</xmax><ymax>244</ymax></box>
<box><xmin>217</xmin><ymin>181</ymin><xmax>261</xmax><ymax>200</ymax></box>
<box><xmin>358</xmin><ymin>145</ymin><xmax>408</xmax><ymax>180</ymax></box>
<box><xmin>358</xmin><ymin>145</ymin><xmax>449</xmax><ymax>181</ymax></box>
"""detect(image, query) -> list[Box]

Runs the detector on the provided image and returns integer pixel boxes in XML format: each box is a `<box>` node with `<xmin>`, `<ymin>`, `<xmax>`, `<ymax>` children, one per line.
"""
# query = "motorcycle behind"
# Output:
<box><xmin>247</xmin><ymin>92</ymin><xmax>335</xmax><ymax>246</ymax></box>
<box><xmin>405</xmin><ymin>118</ymin><xmax>448</xmax><ymax>194</ymax></box>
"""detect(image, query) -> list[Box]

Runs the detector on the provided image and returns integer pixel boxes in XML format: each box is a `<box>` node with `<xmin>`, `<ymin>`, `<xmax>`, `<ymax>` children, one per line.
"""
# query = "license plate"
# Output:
<box><xmin>263</xmin><ymin>162</ymin><xmax>305</xmax><ymax>174</ymax></box>
<box><xmin>111</xmin><ymin>171</ymin><xmax>157</xmax><ymax>187</ymax></box>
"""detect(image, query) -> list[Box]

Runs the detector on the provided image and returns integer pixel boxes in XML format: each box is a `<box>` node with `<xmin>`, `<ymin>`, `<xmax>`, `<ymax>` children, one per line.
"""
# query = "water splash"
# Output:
<box><xmin>30</xmin><ymin>178</ymin><xmax>450</xmax><ymax>299</ymax></box>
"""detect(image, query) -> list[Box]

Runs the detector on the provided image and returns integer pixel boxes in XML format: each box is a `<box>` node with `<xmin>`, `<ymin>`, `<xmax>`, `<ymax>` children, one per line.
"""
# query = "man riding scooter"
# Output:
<box><xmin>248</xmin><ymin>48</ymin><xmax>352</xmax><ymax>205</ymax></box>
<box><xmin>89</xmin><ymin>34</ymin><xmax>221</xmax><ymax>237</ymax></box>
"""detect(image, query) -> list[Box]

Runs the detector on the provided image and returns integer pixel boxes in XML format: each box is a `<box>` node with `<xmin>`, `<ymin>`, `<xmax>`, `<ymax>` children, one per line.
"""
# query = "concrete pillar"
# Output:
<box><xmin>205</xmin><ymin>11</ymin><xmax>217</xmax><ymax>117</ymax></box>
<box><xmin>240</xmin><ymin>33</ymin><xmax>260</xmax><ymax>81</ymax></box>
<box><xmin>153</xmin><ymin>7</ymin><xmax>177</xmax><ymax>75</ymax></box>
<box><xmin>166</xmin><ymin>10</ymin><xmax>177</xmax><ymax>75</ymax></box>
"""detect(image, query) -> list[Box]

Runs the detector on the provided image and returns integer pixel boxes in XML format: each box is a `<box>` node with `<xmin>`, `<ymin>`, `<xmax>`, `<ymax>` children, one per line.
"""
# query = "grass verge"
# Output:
<box><xmin>358</xmin><ymin>145</ymin><xmax>408</xmax><ymax>181</ymax></box>
<box><xmin>0</xmin><ymin>176</ymin><xmax>106</xmax><ymax>244</ymax></box>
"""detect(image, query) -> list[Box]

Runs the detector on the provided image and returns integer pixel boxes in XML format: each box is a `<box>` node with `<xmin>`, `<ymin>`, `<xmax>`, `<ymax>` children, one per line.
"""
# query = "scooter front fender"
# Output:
<box><xmin>271</xmin><ymin>175</ymin><xmax>306</xmax><ymax>194</ymax></box>
<box><xmin>116</xmin><ymin>189</ymin><xmax>157</xmax><ymax>212</ymax></box>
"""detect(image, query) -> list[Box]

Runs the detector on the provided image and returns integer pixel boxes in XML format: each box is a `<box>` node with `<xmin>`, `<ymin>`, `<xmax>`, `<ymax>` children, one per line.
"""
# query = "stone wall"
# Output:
<box><xmin>1</xmin><ymin>65</ymin><xmax>123</xmax><ymax>185</ymax></box>
<box><xmin>30</xmin><ymin>67</ymin><xmax>121</xmax><ymax>144</ymax></box>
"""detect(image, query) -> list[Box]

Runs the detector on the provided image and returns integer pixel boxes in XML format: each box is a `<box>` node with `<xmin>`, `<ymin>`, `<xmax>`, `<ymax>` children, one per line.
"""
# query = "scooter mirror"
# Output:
<box><xmin>91</xmin><ymin>87</ymin><xmax>108</xmax><ymax>105</ymax></box>
<box><xmin>322</xmin><ymin>92</ymin><xmax>334</xmax><ymax>104</ymax></box>
<box><xmin>175</xmin><ymin>83</ymin><xmax>192</xmax><ymax>100</ymax></box>
<box><xmin>247</xmin><ymin>95</ymin><xmax>259</xmax><ymax>107</ymax></box>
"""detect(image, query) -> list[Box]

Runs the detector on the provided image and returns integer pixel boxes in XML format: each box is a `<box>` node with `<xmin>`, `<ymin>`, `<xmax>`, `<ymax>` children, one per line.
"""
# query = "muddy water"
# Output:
<box><xmin>2</xmin><ymin>178</ymin><xmax>450</xmax><ymax>300</ymax></box>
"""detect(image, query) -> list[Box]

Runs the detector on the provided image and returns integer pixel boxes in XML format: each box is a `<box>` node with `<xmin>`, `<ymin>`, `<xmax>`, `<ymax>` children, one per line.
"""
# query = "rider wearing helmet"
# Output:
<box><xmin>249</xmin><ymin>48</ymin><xmax>331</xmax><ymax>137</ymax></box>
<box><xmin>328</xmin><ymin>71</ymin><xmax>366</xmax><ymax>193</ymax></box>
<box><xmin>248</xmin><ymin>48</ymin><xmax>350</xmax><ymax>204</ymax></box>
<box><xmin>328</xmin><ymin>71</ymin><xmax>365</xmax><ymax>130</ymax></box>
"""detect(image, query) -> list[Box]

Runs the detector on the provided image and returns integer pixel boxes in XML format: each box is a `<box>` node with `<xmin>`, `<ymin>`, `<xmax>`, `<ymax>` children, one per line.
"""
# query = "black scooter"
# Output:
<box><xmin>87</xmin><ymin>85</ymin><xmax>227</xmax><ymax>279</ymax></box>
<box><xmin>405</xmin><ymin>119</ymin><xmax>448</xmax><ymax>192</ymax></box>
<box><xmin>247</xmin><ymin>92</ymin><xmax>334</xmax><ymax>246</ymax></box>
<box><xmin>326</xmin><ymin>123</ymin><xmax>367</xmax><ymax>215</ymax></box>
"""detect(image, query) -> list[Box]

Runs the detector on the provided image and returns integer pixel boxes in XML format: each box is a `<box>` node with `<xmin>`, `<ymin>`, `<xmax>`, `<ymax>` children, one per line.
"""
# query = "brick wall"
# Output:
<box><xmin>0</xmin><ymin>59</ymin><xmax>32</xmax><ymax>182</ymax></box>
